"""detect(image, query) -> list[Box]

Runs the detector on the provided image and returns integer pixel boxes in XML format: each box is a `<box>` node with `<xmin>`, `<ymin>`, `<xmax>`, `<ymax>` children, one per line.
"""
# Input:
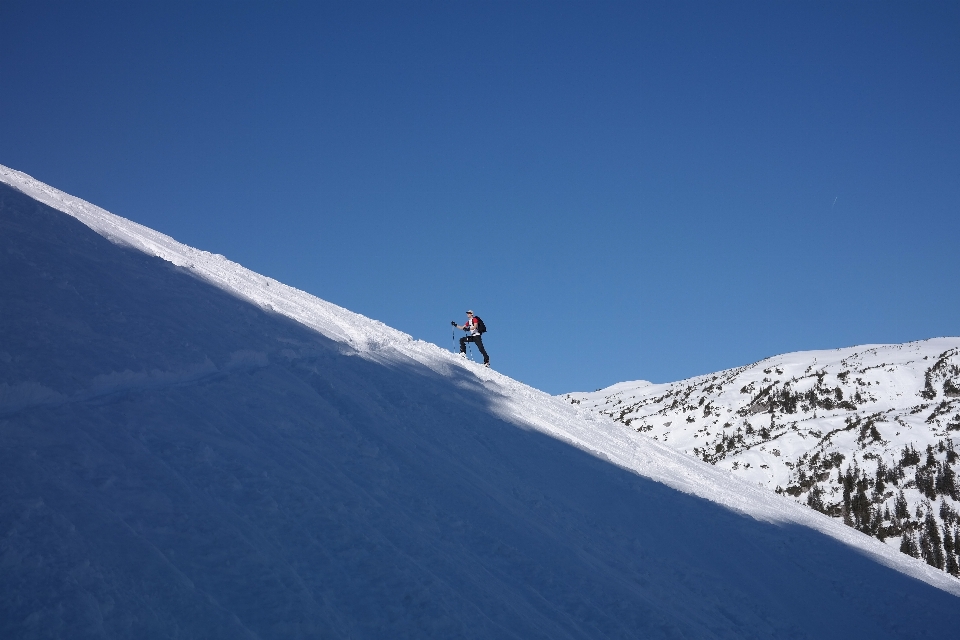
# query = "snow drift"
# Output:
<box><xmin>1</xmin><ymin>164</ymin><xmax>958</xmax><ymax>639</ymax></box>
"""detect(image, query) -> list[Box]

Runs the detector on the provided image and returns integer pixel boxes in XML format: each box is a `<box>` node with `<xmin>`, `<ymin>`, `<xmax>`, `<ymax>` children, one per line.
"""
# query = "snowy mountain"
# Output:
<box><xmin>2</xmin><ymin>163</ymin><xmax>960</xmax><ymax>638</ymax></box>
<box><xmin>565</xmin><ymin>340</ymin><xmax>960</xmax><ymax>577</ymax></box>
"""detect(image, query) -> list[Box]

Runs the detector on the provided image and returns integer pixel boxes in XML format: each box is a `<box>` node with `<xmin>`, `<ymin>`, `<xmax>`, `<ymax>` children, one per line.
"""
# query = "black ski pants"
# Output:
<box><xmin>460</xmin><ymin>335</ymin><xmax>489</xmax><ymax>364</ymax></box>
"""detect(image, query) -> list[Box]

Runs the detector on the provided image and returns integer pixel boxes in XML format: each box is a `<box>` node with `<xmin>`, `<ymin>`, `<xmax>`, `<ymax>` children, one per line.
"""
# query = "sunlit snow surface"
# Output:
<box><xmin>2</xmin><ymin>164</ymin><xmax>959</xmax><ymax>638</ymax></box>
<box><xmin>567</xmin><ymin>342</ymin><xmax>960</xmax><ymax>485</ymax></box>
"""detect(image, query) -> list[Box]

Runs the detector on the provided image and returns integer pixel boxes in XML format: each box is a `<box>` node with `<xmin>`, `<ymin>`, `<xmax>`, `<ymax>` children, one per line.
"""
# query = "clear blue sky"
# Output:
<box><xmin>2</xmin><ymin>1</ymin><xmax>958</xmax><ymax>394</ymax></box>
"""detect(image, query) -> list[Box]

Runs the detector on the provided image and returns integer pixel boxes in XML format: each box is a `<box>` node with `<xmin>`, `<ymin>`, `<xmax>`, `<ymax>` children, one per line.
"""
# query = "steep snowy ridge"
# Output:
<box><xmin>2</xmin><ymin>164</ymin><xmax>960</xmax><ymax>637</ymax></box>
<box><xmin>566</xmin><ymin>340</ymin><xmax>960</xmax><ymax>575</ymax></box>
<box><xmin>0</xmin><ymin>165</ymin><xmax>409</xmax><ymax>356</ymax></box>
<box><xmin>0</xmin><ymin>162</ymin><xmax>853</xmax><ymax>531</ymax></box>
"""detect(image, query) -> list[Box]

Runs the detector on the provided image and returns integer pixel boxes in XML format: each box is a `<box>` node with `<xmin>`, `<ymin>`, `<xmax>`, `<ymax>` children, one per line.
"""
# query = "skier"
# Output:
<box><xmin>452</xmin><ymin>310</ymin><xmax>489</xmax><ymax>367</ymax></box>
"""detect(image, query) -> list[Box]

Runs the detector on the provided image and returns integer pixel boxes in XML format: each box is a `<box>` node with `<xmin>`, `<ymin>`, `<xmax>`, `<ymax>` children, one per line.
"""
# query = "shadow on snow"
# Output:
<box><xmin>1</xmin><ymin>183</ymin><xmax>958</xmax><ymax>639</ymax></box>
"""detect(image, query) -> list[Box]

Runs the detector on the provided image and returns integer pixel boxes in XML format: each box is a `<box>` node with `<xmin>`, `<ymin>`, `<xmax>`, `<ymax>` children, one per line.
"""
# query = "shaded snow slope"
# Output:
<box><xmin>1</xmin><ymin>166</ymin><xmax>959</xmax><ymax>638</ymax></box>
<box><xmin>565</xmin><ymin>340</ymin><xmax>960</xmax><ymax>574</ymax></box>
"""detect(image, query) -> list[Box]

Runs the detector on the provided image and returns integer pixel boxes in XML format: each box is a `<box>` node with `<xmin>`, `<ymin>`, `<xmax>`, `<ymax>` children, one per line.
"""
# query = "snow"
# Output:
<box><xmin>566</xmin><ymin>337</ymin><xmax>960</xmax><ymax>562</ymax></box>
<box><xmin>2</xmin><ymin>163</ymin><xmax>959</xmax><ymax>637</ymax></box>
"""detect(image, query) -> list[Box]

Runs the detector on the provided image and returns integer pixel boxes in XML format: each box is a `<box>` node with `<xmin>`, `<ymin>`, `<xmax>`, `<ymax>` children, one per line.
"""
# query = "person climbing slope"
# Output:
<box><xmin>452</xmin><ymin>310</ymin><xmax>489</xmax><ymax>367</ymax></box>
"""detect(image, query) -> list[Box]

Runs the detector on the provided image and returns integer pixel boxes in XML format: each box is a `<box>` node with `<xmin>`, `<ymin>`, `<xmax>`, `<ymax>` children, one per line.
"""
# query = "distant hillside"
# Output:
<box><xmin>566</xmin><ymin>339</ymin><xmax>960</xmax><ymax>576</ymax></box>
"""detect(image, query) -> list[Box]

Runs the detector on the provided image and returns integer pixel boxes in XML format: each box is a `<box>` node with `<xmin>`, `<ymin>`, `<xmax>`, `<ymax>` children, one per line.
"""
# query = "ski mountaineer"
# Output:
<box><xmin>452</xmin><ymin>310</ymin><xmax>489</xmax><ymax>367</ymax></box>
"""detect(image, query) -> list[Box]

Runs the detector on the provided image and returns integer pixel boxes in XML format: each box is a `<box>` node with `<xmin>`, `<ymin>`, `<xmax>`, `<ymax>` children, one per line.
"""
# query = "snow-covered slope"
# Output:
<box><xmin>2</xmin><ymin>164</ymin><xmax>959</xmax><ymax>638</ymax></box>
<box><xmin>566</xmin><ymin>340</ymin><xmax>960</xmax><ymax>575</ymax></box>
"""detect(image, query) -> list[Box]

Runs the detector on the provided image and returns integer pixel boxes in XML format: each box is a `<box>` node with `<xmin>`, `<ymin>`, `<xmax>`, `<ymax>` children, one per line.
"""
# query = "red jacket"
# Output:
<box><xmin>463</xmin><ymin>317</ymin><xmax>480</xmax><ymax>336</ymax></box>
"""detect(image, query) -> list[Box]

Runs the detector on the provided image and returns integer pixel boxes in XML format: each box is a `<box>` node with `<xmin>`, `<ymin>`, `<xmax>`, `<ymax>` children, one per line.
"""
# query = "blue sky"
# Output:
<box><xmin>2</xmin><ymin>1</ymin><xmax>958</xmax><ymax>394</ymax></box>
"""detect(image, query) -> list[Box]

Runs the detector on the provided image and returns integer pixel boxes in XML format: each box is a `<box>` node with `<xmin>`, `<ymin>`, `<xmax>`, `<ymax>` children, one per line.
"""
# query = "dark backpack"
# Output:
<box><xmin>475</xmin><ymin>316</ymin><xmax>487</xmax><ymax>334</ymax></box>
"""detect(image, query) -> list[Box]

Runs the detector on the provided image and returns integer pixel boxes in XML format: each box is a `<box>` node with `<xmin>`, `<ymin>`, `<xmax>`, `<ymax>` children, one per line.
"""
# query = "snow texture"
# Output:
<box><xmin>2</xmin><ymin>164</ymin><xmax>959</xmax><ymax>638</ymax></box>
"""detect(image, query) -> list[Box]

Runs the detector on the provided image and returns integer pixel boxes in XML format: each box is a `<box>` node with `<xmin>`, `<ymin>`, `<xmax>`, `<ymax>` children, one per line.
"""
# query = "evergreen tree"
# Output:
<box><xmin>807</xmin><ymin>485</ymin><xmax>826</xmax><ymax>513</ymax></box>
<box><xmin>901</xmin><ymin>531</ymin><xmax>920</xmax><ymax>558</ymax></box>
<box><xmin>919</xmin><ymin>529</ymin><xmax>933</xmax><ymax>566</ymax></box>
<box><xmin>874</xmin><ymin>460</ymin><xmax>887</xmax><ymax>497</ymax></box>
<box><xmin>922</xmin><ymin>511</ymin><xmax>945</xmax><ymax>570</ymax></box>
<box><xmin>851</xmin><ymin>482</ymin><xmax>871</xmax><ymax>532</ymax></box>
<box><xmin>917</xmin><ymin>463</ymin><xmax>937</xmax><ymax>501</ymax></box>
<box><xmin>939</xmin><ymin>500</ymin><xmax>956</xmax><ymax>525</ymax></box>
<box><xmin>901</xmin><ymin>444</ymin><xmax>921</xmax><ymax>467</ymax></box>
<box><xmin>894</xmin><ymin>490</ymin><xmax>909</xmax><ymax>520</ymax></box>
<box><xmin>947</xmin><ymin>550</ymin><xmax>959</xmax><ymax>577</ymax></box>
<box><xmin>935</xmin><ymin>462</ymin><xmax>957</xmax><ymax>500</ymax></box>
<box><xmin>842</xmin><ymin>465</ymin><xmax>855</xmax><ymax>506</ymax></box>
<box><xmin>841</xmin><ymin>502</ymin><xmax>853</xmax><ymax>527</ymax></box>
<box><xmin>943</xmin><ymin>522</ymin><xmax>958</xmax><ymax>575</ymax></box>
<box><xmin>947</xmin><ymin>439</ymin><xmax>958</xmax><ymax>464</ymax></box>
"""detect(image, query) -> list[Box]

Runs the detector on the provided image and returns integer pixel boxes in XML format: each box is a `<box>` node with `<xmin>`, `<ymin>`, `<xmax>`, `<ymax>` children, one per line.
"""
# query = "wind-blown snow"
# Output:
<box><xmin>1</xmin><ymin>164</ymin><xmax>958</xmax><ymax>638</ymax></box>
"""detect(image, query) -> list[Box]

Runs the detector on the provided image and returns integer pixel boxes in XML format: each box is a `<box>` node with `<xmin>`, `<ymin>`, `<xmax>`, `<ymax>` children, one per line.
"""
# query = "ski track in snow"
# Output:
<box><xmin>2</xmin><ymin>163</ymin><xmax>959</xmax><ymax>598</ymax></box>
